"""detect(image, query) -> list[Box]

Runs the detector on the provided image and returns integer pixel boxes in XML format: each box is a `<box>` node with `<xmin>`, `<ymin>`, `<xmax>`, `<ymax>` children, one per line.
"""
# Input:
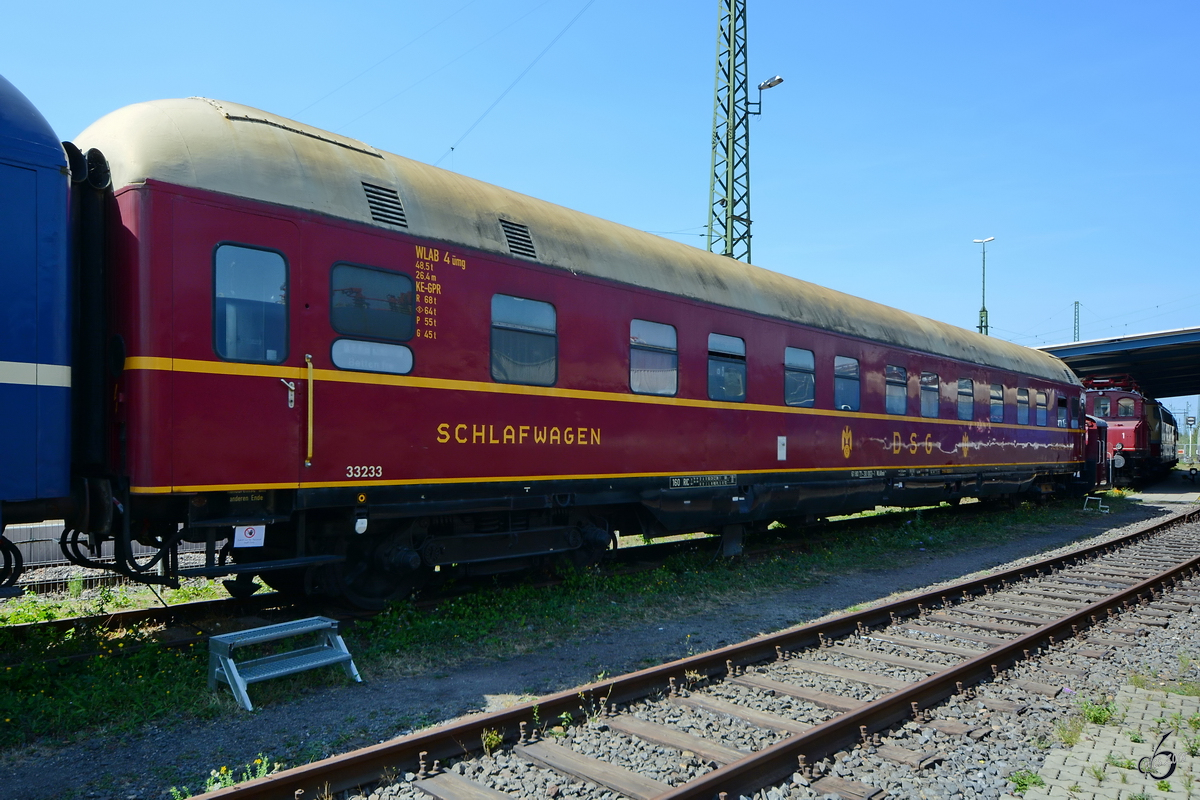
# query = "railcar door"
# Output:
<box><xmin>170</xmin><ymin>198</ymin><xmax>302</xmax><ymax>491</ymax></box>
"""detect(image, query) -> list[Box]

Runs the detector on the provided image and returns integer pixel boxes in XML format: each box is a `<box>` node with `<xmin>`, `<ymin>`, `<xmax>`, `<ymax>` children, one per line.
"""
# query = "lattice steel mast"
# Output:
<box><xmin>706</xmin><ymin>1</ymin><xmax>781</xmax><ymax>263</ymax></box>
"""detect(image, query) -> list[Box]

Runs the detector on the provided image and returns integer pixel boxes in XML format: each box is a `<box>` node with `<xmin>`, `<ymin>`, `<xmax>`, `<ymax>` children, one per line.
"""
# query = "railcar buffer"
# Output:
<box><xmin>207</xmin><ymin>616</ymin><xmax>361</xmax><ymax>711</ymax></box>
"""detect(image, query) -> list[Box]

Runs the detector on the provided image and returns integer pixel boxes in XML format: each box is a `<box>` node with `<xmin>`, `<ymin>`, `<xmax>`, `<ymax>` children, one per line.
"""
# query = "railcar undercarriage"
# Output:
<box><xmin>0</xmin><ymin>463</ymin><xmax>1087</xmax><ymax>608</ymax></box>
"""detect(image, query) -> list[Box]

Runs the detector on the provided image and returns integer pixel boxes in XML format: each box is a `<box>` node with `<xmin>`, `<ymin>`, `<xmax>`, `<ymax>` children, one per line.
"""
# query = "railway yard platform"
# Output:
<box><xmin>1134</xmin><ymin>473</ymin><xmax>1200</xmax><ymax>505</ymax></box>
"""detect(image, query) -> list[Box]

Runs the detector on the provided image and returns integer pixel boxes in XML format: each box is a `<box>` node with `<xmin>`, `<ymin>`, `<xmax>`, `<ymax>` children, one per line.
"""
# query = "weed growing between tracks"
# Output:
<box><xmin>0</xmin><ymin>494</ymin><xmax>1136</xmax><ymax>751</ymax></box>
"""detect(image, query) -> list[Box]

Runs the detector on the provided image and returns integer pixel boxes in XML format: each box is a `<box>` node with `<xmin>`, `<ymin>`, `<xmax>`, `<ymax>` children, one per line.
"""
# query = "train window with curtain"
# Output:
<box><xmin>1094</xmin><ymin>396</ymin><xmax>1111</xmax><ymax>417</ymax></box>
<box><xmin>784</xmin><ymin>347</ymin><xmax>815</xmax><ymax>407</ymax></box>
<box><xmin>708</xmin><ymin>333</ymin><xmax>746</xmax><ymax>402</ymax></box>
<box><xmin>920</xmin><ymin>372</ymin><xmax>939</xmax><ymax>418</ymax></box>
<box><xmin>989</xmin><ymin>384</ymin><xmax>1004</xmax><ymax>423</ymax></box>
<box><xmin>957</xmin><ymin>379</ymin><xmax>974</xmax><ymax>421</ymax></box>
<box><xmin>1017</xmin><ymin>389</ymin><xmax>1030</xmax><ymax>424</ymax></box>
<box><xmin>630</xmin><ymin>319</ymin><xmax>677</xmax><ymax>395</ymax></box>
<box><xmin>213</xmin><ymin>244</ymin><xmax>288</xmax><ymax>364</ymax></box>
<box><xmin>834</xmin><ymin>356</ymin><xmax>860</xmax><ymax>411</ymax></box>
<box><xmin>1070</xmin><ymin>396</ymin><xmax>1081</xmax><ymax>429</ymax></box>
<box><xmin>330</xmin><ymin>263</ymin><xmax>414</xmax><ymax>341</ymax></box>
<box><xmin>1036</xmin><ymin>391</ymin><xmax>1048</xmax><ymax>426</ymax></box>
<box><xmin>885</xmin><ymin>365</ymin><xmax>907</xmax><ymax>415</ymax></box>
<box><xmin>491</xmin><ymin>294</ymin><xmax>556</xmax><ymax>386</ymax></box>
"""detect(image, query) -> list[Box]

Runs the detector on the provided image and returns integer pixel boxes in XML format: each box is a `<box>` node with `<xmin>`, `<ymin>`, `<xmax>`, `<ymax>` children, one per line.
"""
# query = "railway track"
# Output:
<box><xmin>200</xmin><ymin>505</ymin><xmax>1200</xmax><ymax>800</ymax></box>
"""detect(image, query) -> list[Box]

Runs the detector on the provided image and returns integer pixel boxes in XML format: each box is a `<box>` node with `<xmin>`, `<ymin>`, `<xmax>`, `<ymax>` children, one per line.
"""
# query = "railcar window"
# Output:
<box><xmin>920</xmin><ymin>372</ymin><xmax>940</xmax><ymax>418</ymax></box>
<box><xmin>630</xmin><ymin>319</ymin><xmax>677</xmax><ymax>395</ymax></box>
<box><xmin>784</xmin><ymin>347</ymin><xmax>815</xmax><ymax>407</ymax></box>
<box><xmin>1118</xmin><ymin>398</ymin><xmax>1135</xmax><ymax>417</ymax></box>
<box><xmin>989</xmin><ymin>384</ymin><xmax>1004</xmax><ymax>423</ymax></box>
<box><xmin>1017</xmin><ymin>389</ymin><xmax>1030</xmax><ymax>424</ymax></box>
<box><xmin>1095</xmin><ymin>396</ymin><xmax>1111</xmax><ymax>417</ymax></box>
<box><xmin>834</xmin><ymin>356</ymin><xmax>860</xmax><ymax>411</ymax></box>
<box><xmin>1036</xmin><ymin>392</ymin><xmax>1048</xmax><ymax>426</ymax></box>
<box><xmin>708</xmin><ymin>333</ymin><xmax>746</xmax><ymax>402</ymax></box>
<box><xmin>885</xmin><ymin>365</ymin><xmax>907</xmax><ymax>415</ymax></box>
<box><xmin>491</xmin><ymin>294</ymin><xmax>556</xmax><ymax>386</ymax></box>
<box><xmin>1069</xmin><ymin>396</ymin><xmax>1080</xmax><ymax>429</ymax></box>
<box><xmin>957</xmin><ymin>379</ymin><xmax>974</xmax><ymax>421</ymax></box>
<box><xmin>1057</xmin><ymin>396</ymin><xmax>1068</xmax><ymax>428</ymax></box>
<box><xmin>213</xmin><ymin>244</ymin><xmax>288</xmax><ymax>364</ymax></box>
<box><xmin>330</xmin><ymin>263</ymin><xmax>415</xmax><ymax>341</ymax></box>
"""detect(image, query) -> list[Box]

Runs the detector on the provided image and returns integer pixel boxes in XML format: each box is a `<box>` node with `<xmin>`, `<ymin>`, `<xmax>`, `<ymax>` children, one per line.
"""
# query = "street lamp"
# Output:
<box><xmin>973</xmin><ymin>237</ymin><xmax>994</xmax><ymax>335</ymax></box>
<box><xmin>747</xmin><ymin>75</ymin><xmax>784</xmax><ymax>116</ymax></box>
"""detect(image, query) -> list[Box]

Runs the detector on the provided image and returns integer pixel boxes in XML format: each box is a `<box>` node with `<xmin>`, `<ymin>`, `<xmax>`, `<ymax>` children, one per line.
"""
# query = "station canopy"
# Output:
<box><xmin>1039</xmin><ymin>326</ymin><xmax>1200</xmax><ymax>399</ymax></box>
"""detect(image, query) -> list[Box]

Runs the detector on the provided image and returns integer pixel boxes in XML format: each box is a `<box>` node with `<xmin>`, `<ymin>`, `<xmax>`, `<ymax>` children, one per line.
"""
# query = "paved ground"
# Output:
<box><xmin>1022</xmin><ymin>686</ymin><xmax>1200</xmax><ymax>800</ymax></box>
<box><xmin>1137</xmin><ymin>472</ymin><xmax>1200</xmax><ymax>505</ymax></box>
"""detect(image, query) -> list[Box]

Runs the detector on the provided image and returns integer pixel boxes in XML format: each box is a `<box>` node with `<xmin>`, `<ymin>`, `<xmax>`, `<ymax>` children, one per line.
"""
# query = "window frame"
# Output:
<box><xmin>1036</xmin><ymin>391</ymin><xmax>1048</xmax><ymax>426</ymax></box>
<box><xmin>211</xmin><ymin>241</ymin><xmax>290</xmax><ymax>365</ymax></box>
<box><xmin>833</xmin><ymin>355</ymin><xmax>860</xmax><ymax>412</ymax></box>
<box><xmin>957</xmin><ymin>378</ymin><xmax>974</xmax><ymax>421</ymax></box>
<box><xmin>989</xmin><ymin>383</ymin><xmax>1004</xmax><ymax>423</ymax></box>
<box><xmin>783</xmin><ymin>346</ymin><xmax>816</xmax><ymax>408</ymax></box>
<box><xmin>920</xmin><ymin>372</ymin><xmax>940</xmax><ymax>418</ymax></box>
<box><xmin>328</xmin><ymin>261</ymin><xmax>416</xmax><ymax>343</ymax></box>
<box><xmin>885</xmin><ymin>364</ymin><xmax>907</xmax><ymax>415</ymax></box>
<box><xmin>1094</xmin><ymin>395</ymin><xmax>1111</xmax><ymax>417</ymax></box>
<box><xmin>1017</xmin><ymin>388</ymin><xmax>1030</xmax><ymax>424</ymax></box>
<box><xmin>489</xmin><ymin>293</ymin><xmax>558</xmax><ymax>387</ymax></box>
<box><xmin>1118</xmin><ymin>397</ymin><xmax>1136</xmax><ymax>418</ymax></box>
<box><xmin>707</xmin><ymin>333</ymin><xmax>747</xmax><ymax>403</ymax></box>
<box><xmin>629</xmin><ymin>319</ymin><xmax>678</xmax><ymax>397</ymax></box>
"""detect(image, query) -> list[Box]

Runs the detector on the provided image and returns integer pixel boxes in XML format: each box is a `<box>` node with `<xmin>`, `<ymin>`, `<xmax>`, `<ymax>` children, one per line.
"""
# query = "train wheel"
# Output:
<box><xmin>0</xmin><ymin>535</ymin><xmax>23</xmax><ymax>587</ymax></box>
<box><xmin>334</xmin><ymin>530</ymin><xmax>428</xmax><ymax>611</ymax></box>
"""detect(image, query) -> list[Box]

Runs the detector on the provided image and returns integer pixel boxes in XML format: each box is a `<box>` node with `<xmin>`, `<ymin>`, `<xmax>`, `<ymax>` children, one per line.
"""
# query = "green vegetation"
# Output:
<box><xmin>0</xmin><ymin>495</ymin><xmax>1138</xmax><ymax>755</ymax></box>
<box><xmin>1009</xmin><ymin>769</ymin><xmax>1046</xmax><ymax>794</ymax></box>
<box><xmin>1056</xmin><ymin>715</ymin><xmax>1085</xmax><ymax>746</ymax></box>
<box><xmin>0</xmin><ymin>578</ymin><xmax>226</xmax><ymax>626</ymax></box>
<box><xmin>1080</xmin><ymin>698</ymin><xmax>1119</xmax><ymax>725</ymax></box>
<box><xmin>1106</xmin><ymin>752</ymin><xmax>1136</xmax><ymax>769</ymax></box>
<box><xmin>169</xmin><ymin>754</ymin><xmax>280</xmax><ymax>799</ymax></box>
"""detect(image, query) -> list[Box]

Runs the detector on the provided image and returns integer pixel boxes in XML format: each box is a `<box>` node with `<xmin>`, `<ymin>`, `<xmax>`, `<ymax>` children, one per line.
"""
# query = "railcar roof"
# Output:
<box><xmin>76</xmin><ymin>97</ymin><xmax>1077</xmax><ymax>386</ymax></box>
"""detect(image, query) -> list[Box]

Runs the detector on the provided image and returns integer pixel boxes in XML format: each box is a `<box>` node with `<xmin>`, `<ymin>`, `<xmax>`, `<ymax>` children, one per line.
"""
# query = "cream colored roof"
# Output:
<box><xmin>76</xmin><ymin>97</ymin><xmax>1078</xmax><ymax>386</ymax></box>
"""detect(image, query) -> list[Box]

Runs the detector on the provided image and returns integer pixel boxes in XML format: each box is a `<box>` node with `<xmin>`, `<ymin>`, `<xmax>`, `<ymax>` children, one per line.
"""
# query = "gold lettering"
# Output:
<box><xmin>534</xmin><ymin>427</ymin><xmax>547</xmax><ymax>443</ymax></box>
<box><xmin>503</xmin><ymin>425</ymin><xmax>516</xmax><ymax>444</ymax></box>
<box><xmin>519</xmin><ymin>425</ymin><xmax>529</xmax><ymax>443</ymax></box>
<box><xmin>473</xmin><ymin>425</ymin><xmax>486</xmax><ymax>444</ymax></box>
<box><xmin>891</xmin><ymin>431</ymin><xmax>901</xmax><ymax>455</ymax></box>
<box><xmin>436</xmin><ymin>423</ymin><xmax>450</xmax><ymax>443</ymax></box>
<box><xmin>908</xmin><ymin>432</ymin><xmax>918</xmax><ymax>455</ymax></box>
<box><xmin>565</xmin><ymin>427</ymin><xmax>574</xmax><ymax>445</ymax></box>
<box><xmin>489</xmin><ymin>425</ymin><xmax>499</xmax><ymax>444</ymax></box>
<box><xmin>455</xmin><ymin>424</ymin><xmax>467</xmax><ymax>444</ymax></box>
<box><xmin>924</xmin><ymin>433</ymin><xmax>933</xmax><ymax>454</ymax></box>
<box><xmin>550</xmin><ymin>427</ymin><xmax>561</xmax><ymax>444</ymax></box>
<box><xmin>577</xmin><ymin>427</ymin><xmax>587</xmax><ymax>445</ymax></box>
<box><xmin>590</xmin><ymin>428</ymin><xmax>601</xmax><ymax>445</ymax></box>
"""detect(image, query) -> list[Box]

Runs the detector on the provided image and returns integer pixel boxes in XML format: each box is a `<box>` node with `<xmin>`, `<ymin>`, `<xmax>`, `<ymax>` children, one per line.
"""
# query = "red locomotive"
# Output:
<box><xmin>2</xmin><ymin>94</ymin><xmax>1093</xmax><ymax>606</ymax></box>
<box><xmin>1082</xmin><ymin>377</ymin><xmax>1177</xmax><ymax>486</ymax></box>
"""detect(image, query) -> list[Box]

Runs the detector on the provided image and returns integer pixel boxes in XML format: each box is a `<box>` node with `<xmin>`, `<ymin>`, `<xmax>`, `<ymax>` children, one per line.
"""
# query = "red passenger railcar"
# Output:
<box><xmin>1083</xmin><ymin>377</ymin><xmax>1177</xmax><ymax>485</ymax></box>
<box><xmin>63</xmin><ymin>98</ymin><xmax>1088</xmax><ymax>606</ymax></box>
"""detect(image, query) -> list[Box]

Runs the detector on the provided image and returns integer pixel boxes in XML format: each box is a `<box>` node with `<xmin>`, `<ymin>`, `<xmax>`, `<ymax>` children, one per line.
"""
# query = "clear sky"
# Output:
<box><xmin>4</xmin><ymin>1</ymin><xmax>1198</xmax><ymax>413</ymax></box>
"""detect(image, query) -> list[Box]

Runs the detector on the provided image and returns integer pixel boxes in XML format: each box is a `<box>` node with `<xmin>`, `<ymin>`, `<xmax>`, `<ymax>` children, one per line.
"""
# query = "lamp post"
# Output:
<box><xmin>973</xmin><ymin>237</ymin><xmax>994</xmax><ymax>335</ymax></box>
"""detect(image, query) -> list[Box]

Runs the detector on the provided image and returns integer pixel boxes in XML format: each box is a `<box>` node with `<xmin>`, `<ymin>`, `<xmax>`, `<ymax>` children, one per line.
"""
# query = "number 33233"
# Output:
<box><xmin>345</xmin><ymin>465</ymin><xmax>382</xmax><ymax>478</ymax></box>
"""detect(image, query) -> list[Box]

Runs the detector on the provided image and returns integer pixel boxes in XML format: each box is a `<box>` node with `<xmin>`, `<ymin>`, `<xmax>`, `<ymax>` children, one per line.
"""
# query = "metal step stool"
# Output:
<box><xmin>208</xmin><ymin>616</ymin><xmax>361</xmax><ymax>711</ymax></box>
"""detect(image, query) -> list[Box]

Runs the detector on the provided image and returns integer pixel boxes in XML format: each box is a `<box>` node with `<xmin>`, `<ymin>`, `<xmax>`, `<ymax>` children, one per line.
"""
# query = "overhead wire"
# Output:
<box><xmin>432</xmin><ymin>0</ymin><xmax>597</xmax><ymax>166</ymax></box>
<box><xmin>333</xmin><ymin>0</ymin><xmax>559</xmax><ymax>133</ymax></box>
<box><xmin>292</xmin><ymin>0</ymin><xmax>480</xmax><ymax>118</ymax></box>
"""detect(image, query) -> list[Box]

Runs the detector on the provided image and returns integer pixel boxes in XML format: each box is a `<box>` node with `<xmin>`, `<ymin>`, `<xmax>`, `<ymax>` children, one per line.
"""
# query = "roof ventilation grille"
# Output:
<box><xmin>362</xmin><ymin>182</ymin><xmax>407</xmax><ymax>227</ymax></box>
<box><xmin>499</xmin><ymin>219</ymin><xmax>537</xmax><ymax>259</ymax></box>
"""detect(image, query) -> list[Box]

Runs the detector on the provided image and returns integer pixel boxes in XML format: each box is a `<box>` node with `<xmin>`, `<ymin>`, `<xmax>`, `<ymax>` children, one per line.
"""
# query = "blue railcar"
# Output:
<box><xmin>0</xmin><ymin>75</ymin><xmax>71</xmax><ymax>581</ymax></box>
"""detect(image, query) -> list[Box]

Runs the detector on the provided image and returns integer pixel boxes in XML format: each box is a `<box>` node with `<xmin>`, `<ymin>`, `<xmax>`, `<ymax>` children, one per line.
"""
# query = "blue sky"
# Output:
<box><xmin>5</xmin><ymin>1</ymin><xmax>1199</xmax><ymax>412</ymax></box>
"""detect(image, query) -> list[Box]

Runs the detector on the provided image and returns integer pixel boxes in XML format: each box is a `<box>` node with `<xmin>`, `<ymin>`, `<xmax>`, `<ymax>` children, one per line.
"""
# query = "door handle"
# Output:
<box><xmin>280</xmin><ymin>379</ymin><xmax>296</xmax><ymax>409</ymax></box>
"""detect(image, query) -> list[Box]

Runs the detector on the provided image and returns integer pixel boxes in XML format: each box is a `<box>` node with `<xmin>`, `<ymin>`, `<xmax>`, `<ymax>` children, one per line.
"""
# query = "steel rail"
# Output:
<box><xmin>206</xmin><ymin>505</ymin><xmax>1200</xmax><ymax>800</ymax></box>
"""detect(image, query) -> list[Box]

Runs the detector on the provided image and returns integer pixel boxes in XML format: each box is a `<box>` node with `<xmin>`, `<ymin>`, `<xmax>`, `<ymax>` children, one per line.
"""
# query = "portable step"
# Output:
<box><xmin>208</xmin><ymin>616</ymin><xmax>361</xmax><ymax>711</ymax></box>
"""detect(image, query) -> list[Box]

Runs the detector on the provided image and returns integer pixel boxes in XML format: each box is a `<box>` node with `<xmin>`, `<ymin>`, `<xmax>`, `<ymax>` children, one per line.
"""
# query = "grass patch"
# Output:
<box><xmin>0</xmin><ymin>578</ymin><xmax>227</xmax><ymax>626</ymax></box>
<box><xmin>0</xmin><ymin>495</ymin><xmax>1139</xmax><ymax>752</ymax></box>
<box><xmin>1009</xmin><ymin>769</ymin><xmax>1046</xmax><ymax>794</ymax></box>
